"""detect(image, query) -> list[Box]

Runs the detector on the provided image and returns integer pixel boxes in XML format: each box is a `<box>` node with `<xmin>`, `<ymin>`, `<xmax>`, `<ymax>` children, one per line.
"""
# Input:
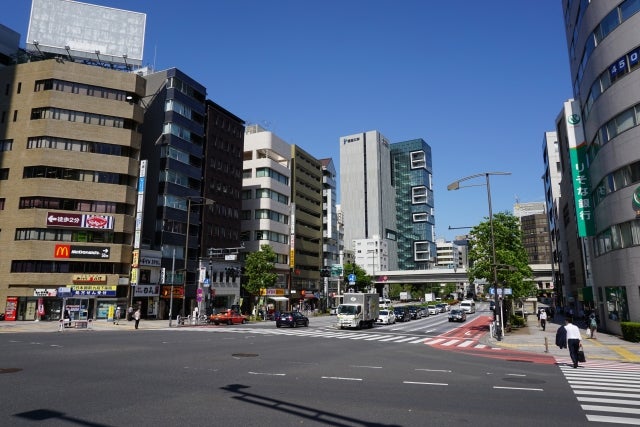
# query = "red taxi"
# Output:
<box><xmin>209</xmin><ymin>309</ymin><xmax>248</xmax><ymax>325</ymax></box>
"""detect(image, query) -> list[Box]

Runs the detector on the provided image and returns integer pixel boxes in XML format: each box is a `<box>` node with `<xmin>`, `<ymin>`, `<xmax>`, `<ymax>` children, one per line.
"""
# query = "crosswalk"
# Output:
<box><xmin>176</xmin><ymin>325</ymin><xmax>495</xmax><ymax>349</ymax></box>
<box><xmin>557</xmin><ymin>358</ymin><xmax>640</xmax><ymax>425</ymax></box>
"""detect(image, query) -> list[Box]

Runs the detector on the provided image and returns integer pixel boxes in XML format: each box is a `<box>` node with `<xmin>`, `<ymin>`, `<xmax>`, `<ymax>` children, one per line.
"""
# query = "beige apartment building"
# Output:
<box><xmin>0</xmin><ymin>58</ymin><xmax>145</xmax><ymax>321</ymax></box>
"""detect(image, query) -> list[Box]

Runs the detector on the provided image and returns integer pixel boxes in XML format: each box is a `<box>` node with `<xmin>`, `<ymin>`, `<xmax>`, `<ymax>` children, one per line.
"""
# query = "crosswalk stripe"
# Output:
<box><xmin>558</xmin><ymin>357</ymin><xmax>640</xmax><ymax>424</ymax></box>
<box><xmin>177</xmin><ymin>327</ymin><xmax>499</xmax><ymax>350</ymax></box>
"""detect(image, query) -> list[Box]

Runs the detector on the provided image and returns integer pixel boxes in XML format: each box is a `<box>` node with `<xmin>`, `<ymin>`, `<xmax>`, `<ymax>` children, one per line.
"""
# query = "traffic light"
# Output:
<box><xmin>320</xmin><ymin>268</ymin><xmax>330</xmax><ymax>277</ymax></box>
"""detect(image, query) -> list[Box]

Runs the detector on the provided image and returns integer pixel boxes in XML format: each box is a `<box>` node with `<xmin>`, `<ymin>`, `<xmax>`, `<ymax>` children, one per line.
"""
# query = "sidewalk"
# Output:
<box><xmin>485</xmin><ymin>314</ymin><xmax>640</xmax><ymax>364</ymax></box>
<box><xmin>0</xmin><ymin>318</ymin><xmax>172</xmax><ymax>333</ymax></box>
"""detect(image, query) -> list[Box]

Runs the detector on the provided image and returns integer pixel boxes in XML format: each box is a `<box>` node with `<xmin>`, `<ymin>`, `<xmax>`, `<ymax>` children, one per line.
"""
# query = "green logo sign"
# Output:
<box><xmin>568</xmin><ymin>114</ymin><xmax>581</xmax><ymax>125</ymax></box>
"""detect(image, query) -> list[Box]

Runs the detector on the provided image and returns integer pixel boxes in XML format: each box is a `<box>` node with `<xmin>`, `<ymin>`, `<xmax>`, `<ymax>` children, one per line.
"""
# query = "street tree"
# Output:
<box><xmin>343</xmin><ymin>262</ymin><xmax>371</xmax><ymax>292</ymax></box>
<box><xmin>243</xmin><ymin>244</ymin><xmax>278</xmax><ymax>312</ymax></box>
<box><xmin>467</xmin><ymin>212</ymin><xmax>535</xmax><ymax>302</ymax></box>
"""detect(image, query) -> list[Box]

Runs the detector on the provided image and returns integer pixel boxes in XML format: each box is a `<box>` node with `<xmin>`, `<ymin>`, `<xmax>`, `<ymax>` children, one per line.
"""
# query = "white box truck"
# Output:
<box><xmin>336</xmin><ymin>292</ymin><xmax>379</xmax><ymax>329</ymax></box>
<box><xmin>399</xmin><ymin>291</ymin><xmax>411</xmax><ymax>302</ymax></box>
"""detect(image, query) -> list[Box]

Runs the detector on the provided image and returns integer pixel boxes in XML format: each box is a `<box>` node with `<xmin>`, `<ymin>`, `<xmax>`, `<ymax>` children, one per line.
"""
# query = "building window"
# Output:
<box><xmin>412</xmin><ymin>186</ymin><xmax>427</xmax><ymax>204</ymax></box>
<box><xmin>413</xmin><ymin>213</ymin><xmax>428</xmax><ymax>222</ymax></box>
<box><xmin>0</xmin><ymin>139</ymin><xmax>12</xmax><ymax>151</ymax></box>
<box><xmin>410</xmin><ymin>151</ymin><xmax>426</xmax><ymax>169</ymax></box>
<box><xmin>414</xmin><ymin>241</ymin><xmax>431</xmax><ymax>261</ymax></box>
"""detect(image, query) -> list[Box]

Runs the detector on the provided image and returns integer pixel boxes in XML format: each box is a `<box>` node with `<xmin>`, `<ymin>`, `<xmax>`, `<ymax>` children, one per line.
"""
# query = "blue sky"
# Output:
<box><xmin>4</xmin><ymin>1</ymin><xmax>572</xmax><ymax>241</ymax></box>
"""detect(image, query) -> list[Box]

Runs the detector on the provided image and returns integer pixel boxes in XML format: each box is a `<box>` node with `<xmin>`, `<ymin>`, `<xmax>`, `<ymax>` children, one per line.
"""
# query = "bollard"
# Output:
<box><xmin>88</xmin><ymin>319</ymin><xmax>93</xmax><ymax>330</ymax></box>
<box><xmin>544</xmin><ymin>337</ymin><xmax>548</xmax><ymax>353</ymax></box>
<box><xmin>59</xmin><ymin>319</ymin><xmax>64</xmax><ymax>332</ymax></box>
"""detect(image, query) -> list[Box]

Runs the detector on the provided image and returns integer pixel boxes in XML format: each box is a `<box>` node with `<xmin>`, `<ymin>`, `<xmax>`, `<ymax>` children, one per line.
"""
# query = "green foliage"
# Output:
<box><xmin>510</xmin><ymin>314</ymin><xmax>526</xmax><ymax>327</ymax></box>
<box><xmin>243</xmin><ymin>244</ymin><xmax>278</xmax><ymax>296</ymax></box>
<box><xmin>467</xmin><ymin>211</ymin><xmax>535</xmax><ymax>299</ymax></box>
<box><xmin>620</xmin><ymin>322</ymin><xmax>640</xmax><ymax>342</ymax></box>
<box><xmin>343</xmin><ymin>262</ymin><xmax>371</xmax><ymax>292</ymax></box>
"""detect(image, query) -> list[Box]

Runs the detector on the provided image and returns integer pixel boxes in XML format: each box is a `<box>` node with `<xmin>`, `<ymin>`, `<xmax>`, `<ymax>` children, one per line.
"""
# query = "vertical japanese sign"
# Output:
<box><xmin>289</xmin><ymin>203</ymin><xmax>296</xmax><ymax>268</ymax></box>
<box><xmin>565</xmin><ymin>100</ymin><xmax>595</xmax><ymax>236</ymax></box>
<box><xmin>131</xmin><ymin>159</ymin><xmax>147</xmax><ymax>286</ymax></box>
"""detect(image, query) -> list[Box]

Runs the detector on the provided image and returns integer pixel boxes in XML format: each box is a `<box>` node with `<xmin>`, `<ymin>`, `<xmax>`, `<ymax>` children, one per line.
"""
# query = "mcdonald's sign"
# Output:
<box><xmin>54</xmin><ymin>244</ymin><xmax>71</xmax><ymax>258</ymax></box>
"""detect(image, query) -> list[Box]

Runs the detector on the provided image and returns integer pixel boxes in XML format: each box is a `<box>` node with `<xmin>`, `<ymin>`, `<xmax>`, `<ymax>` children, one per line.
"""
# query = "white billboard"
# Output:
<box><xmin>27</xmin><ymin>0</ymin><xmax>146</xmax><ymax>66</ymax></box>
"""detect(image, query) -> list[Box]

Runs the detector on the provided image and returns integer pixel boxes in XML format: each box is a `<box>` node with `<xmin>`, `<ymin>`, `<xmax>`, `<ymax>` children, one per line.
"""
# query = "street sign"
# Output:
<box><xmin>348</xmin><ymin>273</ymin><xmax>356</xmax><ymax>282</ymax></box>
<box><xmin>331</xmin><ymin>264</ymin><xmax>343</xmax><ymax>277</ymax></box>
<box><xmin>489</xmin><ymin>288</ymin><xmax>512</xmax><ymax>295</ymax></box>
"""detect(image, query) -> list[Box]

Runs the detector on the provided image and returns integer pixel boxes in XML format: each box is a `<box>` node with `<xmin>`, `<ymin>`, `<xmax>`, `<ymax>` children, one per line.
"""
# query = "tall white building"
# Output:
<box><xmin>339</xmin><ymin>130</ymin><xmax>398</xmax><ymax>270</ymax></box>
<box><xmin>241</xmin><ymin>125</ymin><xmax>292</xmax><ymax>286</ymax></box>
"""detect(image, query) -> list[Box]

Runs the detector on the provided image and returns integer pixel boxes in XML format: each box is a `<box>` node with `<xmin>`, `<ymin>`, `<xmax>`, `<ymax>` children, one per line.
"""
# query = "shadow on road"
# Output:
<box><xmin>221</xmin><ymin>383</ymin><xmax>401</xmax><ymax>427</ymax></box>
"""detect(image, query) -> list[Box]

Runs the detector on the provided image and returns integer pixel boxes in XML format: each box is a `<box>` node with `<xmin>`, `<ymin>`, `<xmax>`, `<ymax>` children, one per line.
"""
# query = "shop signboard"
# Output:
<box><xmin>5</xmin><ymin>297</ymin><xmax>18</xmax><ymax>321</ymax></box>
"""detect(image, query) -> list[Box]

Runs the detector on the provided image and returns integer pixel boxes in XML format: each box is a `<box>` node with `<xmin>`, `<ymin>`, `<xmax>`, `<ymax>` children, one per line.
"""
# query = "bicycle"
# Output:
<box><xmin>197</xmin><ymin>313</ymin><xmax>209</xmax><ymax>325</ymax></box>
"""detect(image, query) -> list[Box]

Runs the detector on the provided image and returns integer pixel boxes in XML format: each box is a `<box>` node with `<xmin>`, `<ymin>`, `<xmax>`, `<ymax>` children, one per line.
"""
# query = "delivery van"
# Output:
<box><xmin>460</xmin><ymin>300</ymin><xmax>476</xmax><ymax>314</ymax></box>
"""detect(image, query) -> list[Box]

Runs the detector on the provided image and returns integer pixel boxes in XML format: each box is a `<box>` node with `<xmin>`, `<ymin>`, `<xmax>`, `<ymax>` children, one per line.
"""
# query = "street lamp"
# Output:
<box><xmin>448</xmin><ymin>172</ymin><xmax>510</xmax><ymax>341</ymax></box>
<box><xmin>184</xmin><ymin>196</ymin><xmax>215</xmax><ymax>317</ymax></box>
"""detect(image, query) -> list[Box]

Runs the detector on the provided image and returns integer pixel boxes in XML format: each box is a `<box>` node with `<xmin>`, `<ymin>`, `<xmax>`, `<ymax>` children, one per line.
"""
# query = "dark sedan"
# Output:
<box><xmin>393</xmin><ymin>307</ymin><xmax>411</xmax><ymax>322</ymax></box>
<box><xmin>448</xmin><ymin>309</ymin><xmax>467</xmax><ymax>322</ymax></box>
<box><xmin>276</xmin><ymin>311</ymin><xmax>309</xmax><ymax>328</ymax></box>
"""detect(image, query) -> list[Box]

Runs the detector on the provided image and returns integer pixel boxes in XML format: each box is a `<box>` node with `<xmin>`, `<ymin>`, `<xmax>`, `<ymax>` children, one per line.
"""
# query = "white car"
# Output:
<box><xmin>377</xmin><ymin>309</ymin><xmax>396</xmax><ymax>325</ymax></box>
<box><xmin>427</xmin><ymin>305</ymin><xmax>439</xmax><ymax>315</ymax></box>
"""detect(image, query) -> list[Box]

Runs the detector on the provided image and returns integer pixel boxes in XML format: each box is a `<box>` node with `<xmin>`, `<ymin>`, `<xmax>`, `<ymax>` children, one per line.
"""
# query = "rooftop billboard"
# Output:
<box><xmin>27</xmin><ymin>0</ymin><xmax>145</xmax><ymax>66</ymax></box>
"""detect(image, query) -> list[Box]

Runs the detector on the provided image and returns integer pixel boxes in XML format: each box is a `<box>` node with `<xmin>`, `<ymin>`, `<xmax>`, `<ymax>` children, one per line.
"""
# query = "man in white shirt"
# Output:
<box><xmin>539</xmin><ymin>309</ymin><xmax>547</xmax><ymax>331</ymax></box>
<box><xmin>564</xmin><ymin>317</ymin><xmax>582</xmax><ymax>368</ymax></box>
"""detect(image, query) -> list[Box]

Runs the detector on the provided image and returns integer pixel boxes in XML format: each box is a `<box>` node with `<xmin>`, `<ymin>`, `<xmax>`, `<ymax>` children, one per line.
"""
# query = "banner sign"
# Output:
<box><xmin>5</xmin><ymin>297</ymin><xmax>18</xmax><ymax>321</ymax></box>
<box><xmin>134</xmin><ymin>284</ymin><xmax>160</xmax><ymax>297</ymax></box>
<box><xmin>72</xmin><ymin>274</ymin><xmax>107</xmax><ymax>283</ymax></box>
<box><xmin>565</xmin><ymin>100</ymin><xmax>595</xmax><ymax>236</ymax></box>
<box><xmin>161</xmin><ymin>285</ymin><xmax>184</xmax><ymax>299</ymax></box>
<box><xmin>34</xmin><ymin>288</ymin><xmax>58</xmax><ymax>297</ymax></box>
<box><xmin>54</xmin><ymin>244</ymin><xmax>110</xmax><ymax>259</ymax></box>
<box><xmin>47</xmin><ymin>212</ymin><xmax>114</xmax><ymax>229</ymax></box>
<box><xmin>71</xmin><ymin>285</ymin><xmax>116</xmax><ymax>297</ymax></box>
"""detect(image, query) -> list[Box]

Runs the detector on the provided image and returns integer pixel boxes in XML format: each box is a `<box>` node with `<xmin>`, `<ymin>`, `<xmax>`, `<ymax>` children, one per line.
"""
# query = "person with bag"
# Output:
<box><xmin>564</xmin><ymin>317</ymin><xmax>583</xmax><ymax>368</ymax></box>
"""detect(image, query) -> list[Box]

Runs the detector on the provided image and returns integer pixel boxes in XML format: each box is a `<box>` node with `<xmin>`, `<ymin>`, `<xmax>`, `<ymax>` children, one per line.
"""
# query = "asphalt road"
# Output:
<box><xmin>1</xmin><ymin>319</ymin><xmax>589</xmax><ymax>427</ymax></box>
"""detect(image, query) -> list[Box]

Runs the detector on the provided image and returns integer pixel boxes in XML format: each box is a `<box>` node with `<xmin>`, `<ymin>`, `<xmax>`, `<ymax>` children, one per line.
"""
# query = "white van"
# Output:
<box><xmin>380</xmin><ymin>298</ymin><xmax>392</xmax><ymax>309</ymax></box>
<box><xmin>460</xmin><ymin>300</ymin><xmax>476</xmax><ymax>314</ymax></box>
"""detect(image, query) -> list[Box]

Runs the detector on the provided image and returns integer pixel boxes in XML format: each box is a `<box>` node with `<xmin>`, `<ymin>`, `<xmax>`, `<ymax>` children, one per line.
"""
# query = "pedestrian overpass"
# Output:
<box><xmin>372</xmin><ymin>264</ymin><xmax>553</xmax><ymax>287</ymax></box>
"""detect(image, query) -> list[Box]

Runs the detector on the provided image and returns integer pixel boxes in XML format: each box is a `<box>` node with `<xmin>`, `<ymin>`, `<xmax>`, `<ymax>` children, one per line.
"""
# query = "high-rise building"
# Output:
<box><xmin>199</xmin><ymin>100</ymin><xmax>245</xmax><ymax>313</ymax></box>
<box><xmin>561</xmin><ymin>1</ymin><xmax>640</xmax><ymax>330</ymax></box>
<box><xmin>391</xmin><ymin>139</ymin><xmax>436</xmax><ymax>270</ymax></box>
<box><xmin>542</xmin><ymin>131</ymin><xmax>561</xmax><ymax>303</ymax></box>
<box><xmin>241</xmin><ymin>125</ymin><xmax>292</xmax><ymax>310</ymax></box>
<box><xmin>139</xmin><ymin>67</ymin><xmax>207</xmax><ymax>318</ymax></box>
<box><xmin>0</xmin><ymin>58</ymin><xmax>145</xmax><ymax>320</ymax></box>
<box><xmin>320</xmin><ymin>158</ymin><xmax>339</xmax><ymax>302</ymax></box>
<box><xmin>339</xmin><ymin>130</ymin><xmax>398</xmax><ymax>271</ymax></box>
<box><xmin>290</xmin><ymin>144</ymin><xmax>323</xmax><ymax>302</ymax></box>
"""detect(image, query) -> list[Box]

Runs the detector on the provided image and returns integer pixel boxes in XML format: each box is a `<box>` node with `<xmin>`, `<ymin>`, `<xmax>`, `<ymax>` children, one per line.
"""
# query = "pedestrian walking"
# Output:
<box><xmin>134</xmin><ymin>308</ymin><xmax>141</xmax><ymax>329</ymax></box>
<box><xmin>114</xmin><ymin>307</ymin><xmax>121</xmax><ymax>325</ymax></box>
<box><xmin>127</xmin><ymin>305</ymin><xmax>134</xmax><ymax>321</ymax></box>
<box><xmin>539</xmin><ymin>309</ymin><xmax>547</xmax><ymax>331</ymax></box>
<box><xmin>589</xmin><ymin>314</ymin><xmax>597</xmax><ymax>339</ymax></box>
<box><xmin>564</xmin><ymin>317</ymin><xmax>583</xmax><ymax>368</ymax></box>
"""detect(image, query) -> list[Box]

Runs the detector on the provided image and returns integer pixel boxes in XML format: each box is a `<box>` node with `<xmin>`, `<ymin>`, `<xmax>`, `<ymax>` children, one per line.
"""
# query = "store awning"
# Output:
<box><xmin>267</xmin><ymin>296</ymin><xmax>289</xmax><ymax>301</ymax></box>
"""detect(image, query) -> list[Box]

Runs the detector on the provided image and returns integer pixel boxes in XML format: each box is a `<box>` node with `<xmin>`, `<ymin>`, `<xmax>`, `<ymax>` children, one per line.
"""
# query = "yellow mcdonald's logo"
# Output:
<box><xmin>55</xmin><ymin>244</ymin><xmax>71</xmax><ymax>258</ymax></box>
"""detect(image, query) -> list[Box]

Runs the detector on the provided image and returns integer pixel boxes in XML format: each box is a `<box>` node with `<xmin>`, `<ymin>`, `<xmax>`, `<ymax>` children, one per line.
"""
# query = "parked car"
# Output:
<box><xmin>427</xmin><ymin>305</ymin><xmax>439</xmax><ymax>315</ymax></box>
<box><xmin>209</xmin><ymin>309</ymin><xmax>248</xmax><ymax>325</ymax></box>
<box><xmin>276</xmin><ymin>311</ymin><xmax>309</xmax><ymax>328</ymax></box>
<box><xmin>393</xmin><ymin>306</ymin><xmax>411</xmax><ymax>322</ymax></box>
<box><xmin>377</xmin><ymin>309</ymin><xmax>396</xmax><ymax>325</ymax></box>
<box><xmin>407</xmin><ymin>305</ymin><xmax>421</xmax><ymax>319</ymax></box>
<box><xmin>436</xmin><ymin>303</ymin><xmax>449</xmax><ymax>313</ymax></box>
<box><xmin>448</xmin><ymin>309</ymin><xmax>467</xmax><ymax>322</ymax></box>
